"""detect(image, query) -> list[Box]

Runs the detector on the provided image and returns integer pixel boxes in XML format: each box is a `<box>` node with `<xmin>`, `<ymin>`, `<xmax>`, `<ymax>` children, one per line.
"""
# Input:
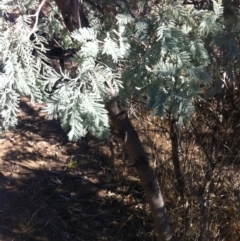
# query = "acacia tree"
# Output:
<box><xmin>0</xmin><ymin>0</ymin><xmax>229</xmax><ymax>240</ymax></box>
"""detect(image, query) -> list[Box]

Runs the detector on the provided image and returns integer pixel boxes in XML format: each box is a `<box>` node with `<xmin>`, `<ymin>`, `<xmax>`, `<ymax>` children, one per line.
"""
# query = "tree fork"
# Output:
<box><xmin>106</xmin><ymin>97</ymin><xmax>176</xmax><ymax>241</ymax></box>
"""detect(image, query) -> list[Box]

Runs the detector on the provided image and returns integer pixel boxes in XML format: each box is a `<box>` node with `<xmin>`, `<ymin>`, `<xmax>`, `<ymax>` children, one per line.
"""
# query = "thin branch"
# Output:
<box><xmin>84</xmin><ymin>0</ymin><xmax>104</xmax><ymax>14</ymax></box>
<box><xmin>105</xmin><ymin>81</ymin><xmax>116</xmax><ymax>97</ymax></box>
<box><xmin>122</xmin><ymin>0</ymin><xmax>135</xmax><ymax>18</ymax></box>
<box><xmin>28</xmin><ymin>0</ymin><xmax>47</xmax><ymax>39</ymax></box>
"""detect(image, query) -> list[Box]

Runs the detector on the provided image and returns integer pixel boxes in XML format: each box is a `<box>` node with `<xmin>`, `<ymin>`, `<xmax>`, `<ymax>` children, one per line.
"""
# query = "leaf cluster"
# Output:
<box><xmin>0</xmin><ymin>0</ymin><xmax>235</xmax><ymax>139</ymax></box>
<box><xmin>0</xmin><ymin>0</ymin><xmax>53</xmax><ymax>131</ymax></box>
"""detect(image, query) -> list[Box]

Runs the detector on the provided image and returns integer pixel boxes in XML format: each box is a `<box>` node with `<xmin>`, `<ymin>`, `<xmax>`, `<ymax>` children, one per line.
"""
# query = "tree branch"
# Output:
<box><xmin>106</xmin><ymin>97</ymin><xmax>176</xmax><ymax>241</ymax></box>
<box><xmin>28</xmin><ymin>0</ymin><xmax>47</xmax><ymax>38</ymax></box>
<box><xmin>54</xmin><ymin>0</ymin><xmax>89</xmax><ymax>32</ymax></box>
<box><xmin>122</xmin><ymin>0</ymin><xmax>135</xmax><ymax>18</ymax></box>
<box><xmin>84</xmin><ymin>0</ymin><xmax>104</xmax><ymax>14</ymax></box>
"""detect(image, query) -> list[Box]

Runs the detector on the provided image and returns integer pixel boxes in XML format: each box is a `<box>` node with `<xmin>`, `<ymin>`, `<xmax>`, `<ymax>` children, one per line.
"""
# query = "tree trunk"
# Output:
<box><xmin>53</xmin><ymin>0</ymin><xmax>89</xmax><ymax>32</ymax></box>
<box><xmin>106</xmin><ymin>97</ymin><xmax>176</xmax><ymax>241</ymax></box>
<box><xmin>52</xmin><ymin>2</ymin><xmax>175</xmax><ymax>239</ymax></box>
<box><xmin>169</xmin><ymin>118</ymin><xmax>185</xmax><ymax>197</ymax></box>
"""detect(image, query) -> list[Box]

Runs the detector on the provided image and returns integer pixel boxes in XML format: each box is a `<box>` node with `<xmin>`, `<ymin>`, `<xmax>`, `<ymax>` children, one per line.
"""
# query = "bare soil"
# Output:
<box><xmin>1</xmin><ymin>97</ymin><xmax>240</xmax><ymax>241</ymax></box>
<box><xmin>0</xmin><ymin>98</ymin><xmax>156</xmax><ymax>241</ymax></box>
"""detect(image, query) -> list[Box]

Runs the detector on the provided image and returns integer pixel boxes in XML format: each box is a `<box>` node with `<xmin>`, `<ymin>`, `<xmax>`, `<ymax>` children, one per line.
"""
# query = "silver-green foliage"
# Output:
<box><xmin>42</xmin><ymin>27</ymin><xmax>123</xmax><ymax>141</ymax></box>
<box><xmin>0</xmin><ymin>0</ymin><xmax>224</xmax><ymax>139</ymax></box>
<box><xmin>0</xmin><ymin>0</ymin><xmax>52</xmax><ymax>132</ymax></box>
<box><xmin>97</xmin><ymin>1</ymin><xmax>223</xmax><ymax>126</ymax></box>
<box><xmin>108</xmin><ymin>0</ymin><xmax>217</xmax><ymax>125</ymax></box>
<box><xmin>146</xmin><ymin>1</ymin><xmax>212</xmax><ymax>124</ymax></box>
<box><xmin>198</xmin><ymin>1</ymin><xmax>240</xmax><ymax>97</ymax></box>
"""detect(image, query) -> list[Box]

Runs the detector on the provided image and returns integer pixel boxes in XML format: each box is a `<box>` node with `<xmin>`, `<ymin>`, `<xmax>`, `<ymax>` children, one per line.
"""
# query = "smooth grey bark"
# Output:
<box><xmin>106</xmin><ymin>97</ymin><xmax>176</xmax><ymax>241</ymax></box>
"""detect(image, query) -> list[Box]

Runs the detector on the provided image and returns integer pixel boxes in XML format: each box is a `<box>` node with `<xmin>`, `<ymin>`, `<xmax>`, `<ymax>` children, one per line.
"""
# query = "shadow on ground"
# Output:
<box><xmin>0</xmin><ymin>99</ymin><xmax>156</xmax><ymax>241</ymax></box>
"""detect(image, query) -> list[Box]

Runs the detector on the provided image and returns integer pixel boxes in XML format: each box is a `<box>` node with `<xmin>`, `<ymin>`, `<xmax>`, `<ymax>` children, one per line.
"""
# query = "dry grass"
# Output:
<box><xmin>128</xmin><ymin>96</ymin><xmax>240</xmax><ymax>241</ymax></box>
<box><xmin>1</xmin><ymin>89</ymin><xmax>240</xmax><ymax>241</ymax></box>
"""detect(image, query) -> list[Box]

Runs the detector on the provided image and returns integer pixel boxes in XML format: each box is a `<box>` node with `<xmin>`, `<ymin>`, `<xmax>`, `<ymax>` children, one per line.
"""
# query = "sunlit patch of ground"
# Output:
<box><xmin>0</xmin><ymin>97</ymin><xmax>240</xmax><ymax>241</ymax></box>
<box><xmin>0</xmin><ymin>98</ymin><xmax>156</xmax><ymax>241</ymax></box>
